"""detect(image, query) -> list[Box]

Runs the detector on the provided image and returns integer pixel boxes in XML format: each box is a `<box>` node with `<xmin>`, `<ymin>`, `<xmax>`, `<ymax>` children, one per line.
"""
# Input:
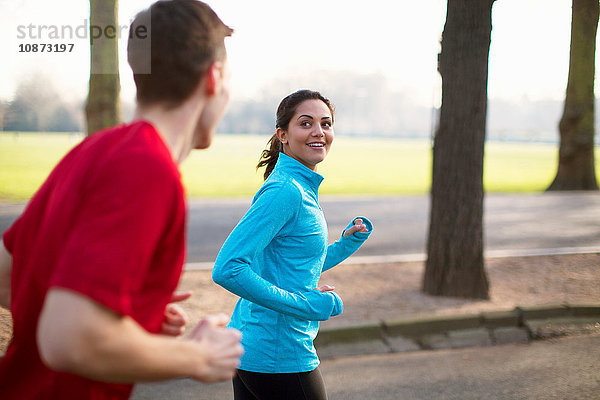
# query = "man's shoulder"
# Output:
<box><xmin>62</xmin><ymin>122</ymin><xmax>181</xmax><ymax>198</ymax></box>
<box><xmin>88</xmin><ymin>121</ymin><xmax>163</xmax><ymax>152</ymax></box>
<box><xmin>86</xmin><ymin>121</ymin><xmax>174</xmax><ymax>170</ymax></box>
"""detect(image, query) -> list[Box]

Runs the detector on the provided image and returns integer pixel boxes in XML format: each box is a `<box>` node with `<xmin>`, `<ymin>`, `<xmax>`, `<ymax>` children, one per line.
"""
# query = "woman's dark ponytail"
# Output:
<box><xmin>256</xmin><ymin>134</ymin><xmax>282</xmax><ymax>180</ymax></box>
<box><xmin>256</xmin><ymin>89</ymin><xmax>334</xmax><ymax>180</ymax></box>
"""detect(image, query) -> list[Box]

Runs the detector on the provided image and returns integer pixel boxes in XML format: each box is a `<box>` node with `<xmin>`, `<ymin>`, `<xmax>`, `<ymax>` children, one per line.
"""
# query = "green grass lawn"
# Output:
<box><xmin>0</xmin><ymin>131</ymin><xmax>595</xmax><ymax>202</ymax></box>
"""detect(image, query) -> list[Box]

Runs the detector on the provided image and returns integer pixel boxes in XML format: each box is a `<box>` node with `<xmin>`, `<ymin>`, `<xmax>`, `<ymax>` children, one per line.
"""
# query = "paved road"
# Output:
<box><xmin>186</xmin><ymin>191</ymin><xmax>600</xmax><ymax>263</ymax></box>
<box><xmin>2</xmin><ymin>192</ymin><xmax>600</xmax><ymax>263</ymax></box>
<box><xmin>131</xmin><ymin>333</ymin><xmax>600</xmax><ymax>399</ymax></box>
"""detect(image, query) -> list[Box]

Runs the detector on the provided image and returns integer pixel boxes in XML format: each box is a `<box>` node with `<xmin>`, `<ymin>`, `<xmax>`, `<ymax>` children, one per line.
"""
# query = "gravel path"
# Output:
<box><xmin>1</xmin><ymin>253</ymin><xmax>599</xmax><ymax>353</ymax></box>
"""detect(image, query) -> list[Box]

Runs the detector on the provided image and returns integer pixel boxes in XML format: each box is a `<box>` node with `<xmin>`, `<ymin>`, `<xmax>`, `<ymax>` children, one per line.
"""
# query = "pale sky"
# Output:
<box><xmin>0</xmin><ymin>0</ymin><xmax>582</xmax><ymax>108</ymax></box>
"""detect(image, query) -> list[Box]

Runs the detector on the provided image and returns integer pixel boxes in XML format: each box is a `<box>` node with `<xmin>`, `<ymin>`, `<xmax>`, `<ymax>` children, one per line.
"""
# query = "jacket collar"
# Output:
<box><xmin>274</xmin><ymin>153</ymin><xmax>324</xmax><ymax>194</ymax></box>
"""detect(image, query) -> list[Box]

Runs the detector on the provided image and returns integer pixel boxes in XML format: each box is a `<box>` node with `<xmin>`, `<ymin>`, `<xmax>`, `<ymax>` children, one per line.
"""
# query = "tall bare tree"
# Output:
<box><xmin>85</xmin><ymin>0</ymin><xmax>121</xmax><ymax>135</ymax></box>
<box><xmin>548</xmin><ymin>0</ymin><xmax>599</xmax><ymax>190</ymax></box>
<box><xmin>423</xmin><ymin>0</ymin><xmax>495</xmax><ymax>299</ymax></box>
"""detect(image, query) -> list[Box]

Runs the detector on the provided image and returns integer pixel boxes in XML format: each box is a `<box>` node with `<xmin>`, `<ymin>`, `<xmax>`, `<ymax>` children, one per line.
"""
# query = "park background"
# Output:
<box><xmin>2</xmin><ymin>0</ymin><xmax>600</xmax><ymax>202</ymax></box>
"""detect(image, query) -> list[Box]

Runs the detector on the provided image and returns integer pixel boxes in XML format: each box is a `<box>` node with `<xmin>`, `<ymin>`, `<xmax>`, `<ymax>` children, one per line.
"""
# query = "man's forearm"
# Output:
<box><xmin>38</xmin><ymin>289</ymin><xmax>211</xmax><ymax>383</ymax></box>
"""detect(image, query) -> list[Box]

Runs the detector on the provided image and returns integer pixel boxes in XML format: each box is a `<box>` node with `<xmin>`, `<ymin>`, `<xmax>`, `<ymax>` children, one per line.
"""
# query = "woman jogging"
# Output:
<box><xmin>212</xmin><ymin>89</ymin><xmax>373</xmax><ymax>399</ymax></box>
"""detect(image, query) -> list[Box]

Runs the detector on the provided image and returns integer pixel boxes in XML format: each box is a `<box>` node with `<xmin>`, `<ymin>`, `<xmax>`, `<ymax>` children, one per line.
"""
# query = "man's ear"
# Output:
<box><xmin>276</xmin><ymin>127</ymin><xmax>288</xmax><ymax>144</ymax></box>
<box><xmin>204</xmin><ymin>61</ymin><xmax>223</xmax><ymax>95</ymax></box>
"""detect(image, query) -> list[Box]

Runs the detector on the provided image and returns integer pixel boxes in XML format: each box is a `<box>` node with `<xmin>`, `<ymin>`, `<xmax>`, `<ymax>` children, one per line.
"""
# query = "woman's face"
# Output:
<box><xmin>277</xmin><ymin>99</ymin><xmax>334</xmax><ymax>171</ymax></box>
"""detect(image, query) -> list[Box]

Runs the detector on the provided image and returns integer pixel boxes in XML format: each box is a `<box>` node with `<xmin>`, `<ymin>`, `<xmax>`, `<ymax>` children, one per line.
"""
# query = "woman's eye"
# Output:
<box><xmin>301</xmin><ymin>121</ymin><xmax>311</xmax><ymax>127</ymax></box>
<box><xmin>322</xmin><ymin>121</ymin><xmax>332</xmax><ymax>128</ymax></box>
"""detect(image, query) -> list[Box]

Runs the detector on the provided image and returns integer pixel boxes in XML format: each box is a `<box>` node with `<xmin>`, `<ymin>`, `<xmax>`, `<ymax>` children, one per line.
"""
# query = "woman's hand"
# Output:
<box><xmin>342</xmin><ymin>218</ymin><xmax>369</xmax><ymax>237</ymax></box>
<box><xmin>161</xmin><ymin>291</ymin><xmax>192</xmax><ymax>337</ymax></box>
<box><xmin>315</xmin><ymin>285</ymin><xmax>335</xmax><ymax>293</ymax></box>
<box><xmin>314</xmin><ymin>285</ymin><xmax>343</xmax><ymax>317</ymax></box>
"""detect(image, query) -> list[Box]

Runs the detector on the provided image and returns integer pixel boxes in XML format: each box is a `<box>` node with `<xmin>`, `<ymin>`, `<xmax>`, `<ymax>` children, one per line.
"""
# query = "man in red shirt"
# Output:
<box><xmin>0</xmin><ymin>1</ymin><xmax>242</xmax><ymax>398</ymax></box>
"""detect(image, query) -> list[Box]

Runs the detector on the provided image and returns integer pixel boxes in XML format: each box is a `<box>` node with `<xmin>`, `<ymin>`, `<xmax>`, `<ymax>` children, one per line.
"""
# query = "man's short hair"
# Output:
<box><xmin>128</xmin><ymin>0</ymin><xmax>233</xmax><ymax>108</ymax></box>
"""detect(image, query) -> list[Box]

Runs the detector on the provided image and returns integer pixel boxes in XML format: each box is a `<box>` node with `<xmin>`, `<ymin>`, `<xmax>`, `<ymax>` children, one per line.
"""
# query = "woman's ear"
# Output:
<box><xmin>276</xmin><ymin>127</ymin><xmax>288</xmax><ymax>144</ymax></box>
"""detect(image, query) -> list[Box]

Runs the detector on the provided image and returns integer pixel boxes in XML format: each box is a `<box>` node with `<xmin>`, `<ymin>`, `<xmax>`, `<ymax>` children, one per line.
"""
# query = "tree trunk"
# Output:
<box><xmin>85</xmin><ymin>0</ymin><xmax>121</xmax><ymax>136</ymax></box>
<box><xmin>423</xmin><ymin>0</ymin><xmax>494</xmax><ymax>299</ymax></box>
<box><xmin>548</xmin><ymin>0</ymin><xmax>599</xmax><ymax>191</ymax></box>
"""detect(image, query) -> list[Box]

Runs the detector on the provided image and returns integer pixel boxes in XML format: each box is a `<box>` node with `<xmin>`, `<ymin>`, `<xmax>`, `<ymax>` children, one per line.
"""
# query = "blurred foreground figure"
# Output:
<box><xmin>0</xmin><ymin>1</ymin><xmax>242</xmax><ymax>398</ymax></box>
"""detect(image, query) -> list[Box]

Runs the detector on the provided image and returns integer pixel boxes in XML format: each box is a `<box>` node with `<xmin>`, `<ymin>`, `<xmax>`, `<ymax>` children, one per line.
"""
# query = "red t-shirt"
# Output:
<box><xmin>0</xmin><ymin>121</ymin><xmax>186</xmax><ymax>399</ymax></box>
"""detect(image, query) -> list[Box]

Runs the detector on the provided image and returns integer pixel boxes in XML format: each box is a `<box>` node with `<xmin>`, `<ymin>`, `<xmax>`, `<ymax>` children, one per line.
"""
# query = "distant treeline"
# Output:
<box><xmin>0</xmin><ymin>75</ymin><xmax>81</xmax><ymax>132</ymax></box>
<box><xmin>0</xmin><ymin>71</ymin><xmax>592</xmax><ymax>143</ymax></box>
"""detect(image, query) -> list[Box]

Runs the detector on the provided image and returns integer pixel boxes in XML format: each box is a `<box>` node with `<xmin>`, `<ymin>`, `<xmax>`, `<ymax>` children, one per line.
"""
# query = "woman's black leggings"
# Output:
<box><xmin>232</xmin><ymin>367</ymin><xmax>328</xmax><ymax>400</ymax></box>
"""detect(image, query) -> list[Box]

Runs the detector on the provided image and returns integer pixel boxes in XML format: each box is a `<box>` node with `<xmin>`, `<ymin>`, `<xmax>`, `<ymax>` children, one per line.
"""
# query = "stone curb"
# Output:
<box><xmin>314</xmin><ymin>304</ymin><xmax>600</xmax><ymax>359</ymax></box>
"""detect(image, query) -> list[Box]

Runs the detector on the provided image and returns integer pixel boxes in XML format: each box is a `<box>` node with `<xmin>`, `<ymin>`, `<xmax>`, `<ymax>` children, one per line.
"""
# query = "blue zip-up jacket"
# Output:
<box><xmin>212</xmin><ymin>153</ymin><xmax>373</xmax><ymax>373</ymax></box>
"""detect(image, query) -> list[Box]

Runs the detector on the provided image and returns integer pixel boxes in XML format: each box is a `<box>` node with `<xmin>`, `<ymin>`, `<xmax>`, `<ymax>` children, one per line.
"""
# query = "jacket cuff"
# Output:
<box><xmin>341</xmin><ymin>216</ymin><xmax>373</xmax><ymax>241</ymax></box>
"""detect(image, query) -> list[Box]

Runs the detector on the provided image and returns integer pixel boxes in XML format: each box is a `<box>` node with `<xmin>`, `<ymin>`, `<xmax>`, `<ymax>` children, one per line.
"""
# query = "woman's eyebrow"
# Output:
<box><xmin>297</xmin><ymin>115</ymin><xmax>332</xmax><ymax>121</ymax></box>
